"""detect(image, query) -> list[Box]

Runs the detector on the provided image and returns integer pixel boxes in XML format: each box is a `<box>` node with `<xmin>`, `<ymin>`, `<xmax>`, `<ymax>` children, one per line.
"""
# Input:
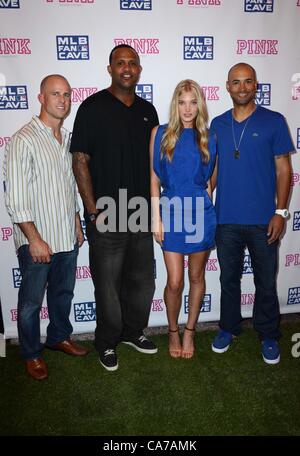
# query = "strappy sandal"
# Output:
<box><xmin>181</xmin><ymin>326</ymin><xmax>195</xmax><ymax>359</ymax></box>
<box><xmin>168</xmin><ymin>326</ymin><xmax>182</xmax><ymax>358</ymax></box>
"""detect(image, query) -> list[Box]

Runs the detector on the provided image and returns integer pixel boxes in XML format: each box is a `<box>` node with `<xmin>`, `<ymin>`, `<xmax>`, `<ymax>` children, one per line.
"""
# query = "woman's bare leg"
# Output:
<box><xmin>182</xmin><ymin>250</ymin><xmax>210</xmax><ymax>358</ymax></box>
<box><xmin>163</xmin><ymin>251</ymin><xmax>184</xmax><ymax>358</ymax></box>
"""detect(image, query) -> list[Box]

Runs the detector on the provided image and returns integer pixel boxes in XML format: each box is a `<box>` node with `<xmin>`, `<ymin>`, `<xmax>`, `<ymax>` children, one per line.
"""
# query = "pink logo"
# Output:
<box><xmin>10</xmin><ymin>309</ymin><xmax>18</xmax><ymax>321</ymax></box>
<box><xmin>177</xmin><ymin>0</ymin><xmax>221</xmax><ymax>5</ymax></box>
<box><xmin>206</xmin><ymin>259</ymin><xmax>218</xmax><ymax>271</ymax></box>
<box><xmin>0</xmin><ymin>38</ymin><xmax>31</xmax><ymax>55</ymax></box>
<box><xmin>1</xmin><ymin>227</ymin><xmax>13</xmax><ymax>241</ymax></box>
<box><xmin>71</xmin><ymin>87</ymin><xmax>97</xmax><ymax>103</ymax></box>
<box><xmin>241</xmin><ymin>293</ymin><xmax>254</xmax><ymax>306</ymax></box>
<box><xmin>201</xmin><ymin>86</ymin><xmax>220</xmax><ymax>100</ymax></box>
<box><xmin>0</xmin><ymin>136</ymin><xmax>11</xmax><ymax>148</ymax></box>
<box><xmin>292</xmin><ymin>173</ymin><xmax>300</xmax><ymax>186</ymax></box>
<box><xmin>292</xmin><ymin>86</ymin><xmax>300</xmax><ymax>100</ymax></box>
<box><xmin>114</xmin><ymin>38</ymin><xmax>159</xmax><ymax>54</ymax></box>
<box><xmin>76</xmin><ymin>266</ymin><xmax>91</xmax><ymax>280</ymax></box>
<box><xmin>152</xmin><ymin>298</ymin><xmax>164</xmax><ymax>311</ymax></box>
<box><xmin>236</xmin><ymin>39</ymin><xmax>278</xmax><ymax>55</ymax></box>
<box><xmin>183</xmin><ymin>258</ymin><xmax>218</xmax><ymax>270</ymax></box>
<box><xmin>285</xmin><ymin>254</ymin><xmax>300</xmax><ymax>267</ymax></box>
<box><xmin>11</xmin><ymin>307</ymin><xmax>49</xmax><ymax>321</ymax></box>
<box><xmin>46</xmin><ymin>0</ymin><xmax>94</xmax><ymax>3</ymax></box>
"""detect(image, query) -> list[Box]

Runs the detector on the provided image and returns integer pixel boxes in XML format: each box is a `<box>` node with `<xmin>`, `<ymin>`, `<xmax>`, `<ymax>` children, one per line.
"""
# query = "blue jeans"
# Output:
<box><xmin>17</xmin><ymin>244</ymin><xmax>78</xmax><ymax>360</ymax></box>
<box><xmin>86</xmin><ymin>224</ymin><xmax>155</xmax><ymax>351</ymax></box>
<box><xmin>216</xmin><ymin>224</ymin><xmax>281</xmax><ymax>340</ymax></box>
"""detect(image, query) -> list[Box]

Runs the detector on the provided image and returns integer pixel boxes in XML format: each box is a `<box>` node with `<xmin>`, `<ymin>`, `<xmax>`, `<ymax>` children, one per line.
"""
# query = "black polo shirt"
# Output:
<box><xmin>70</xmin><ymin>89</ymin><xmax>159</xmax><ymax>225</ymax></box>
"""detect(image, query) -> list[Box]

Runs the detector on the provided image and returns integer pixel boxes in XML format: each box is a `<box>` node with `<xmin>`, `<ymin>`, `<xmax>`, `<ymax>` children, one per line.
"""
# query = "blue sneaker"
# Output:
<box><xmin>261</xmin><ymin>339</ymin><xmax>280</xmax><ymax>365</ymax></box>
<box><xmin>212</xmin><ymin>330</ymin><xmax>233</xmax><ymax>353</ymax></box>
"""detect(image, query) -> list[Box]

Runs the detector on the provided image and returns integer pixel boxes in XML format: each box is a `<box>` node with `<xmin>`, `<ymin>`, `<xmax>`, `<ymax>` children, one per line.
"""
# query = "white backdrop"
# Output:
<box><xmin>0</xmin><ymin>0</ymin><xmax>299</xmax><ymax>339</ymax></box>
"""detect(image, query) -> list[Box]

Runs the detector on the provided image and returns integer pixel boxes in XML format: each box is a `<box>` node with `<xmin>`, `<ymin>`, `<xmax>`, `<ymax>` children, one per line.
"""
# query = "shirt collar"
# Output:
<box><xmin>32</xmin><ymin>115</ymin><xmax>68</xmax><ymax>138</ymax></box>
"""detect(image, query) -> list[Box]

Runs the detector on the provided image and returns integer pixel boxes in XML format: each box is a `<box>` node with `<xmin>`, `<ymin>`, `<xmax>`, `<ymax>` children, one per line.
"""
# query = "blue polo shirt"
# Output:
<box><xmin>210</xmin><ymin>106</ymin><xmax>295</xmax><ymax>224</ymax></box>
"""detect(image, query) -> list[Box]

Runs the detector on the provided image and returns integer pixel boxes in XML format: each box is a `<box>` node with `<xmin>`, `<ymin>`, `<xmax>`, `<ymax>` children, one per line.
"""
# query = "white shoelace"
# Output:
<box><xmin>104</xmin><ymin>349</ymin><xmax>115</xmax><ymax>356</ymax></box>
<box><xmin>138</xmin><ymin>336</ymin><xmax>147</xmax><ymax>342</ymax></box>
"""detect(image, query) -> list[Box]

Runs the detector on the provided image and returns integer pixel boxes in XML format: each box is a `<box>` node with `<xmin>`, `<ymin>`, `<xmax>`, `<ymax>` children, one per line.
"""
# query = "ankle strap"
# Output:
<box><xmin>185</xmin><ymin>326</ymin><xmax>195</xmax><ymax>332</ymax></box>
<box><xmin>169</xmin><ymin>326</ymin><xmax>179</xmax><ymax>333</ymax></box>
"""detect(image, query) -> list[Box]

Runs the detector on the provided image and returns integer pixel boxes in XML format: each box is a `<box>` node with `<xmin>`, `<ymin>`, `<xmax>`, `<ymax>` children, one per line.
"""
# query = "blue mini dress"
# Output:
<box><xmin>153</xmin><ymin>125</ymin><xmax>217</xmax><ymax>254</ymax></box>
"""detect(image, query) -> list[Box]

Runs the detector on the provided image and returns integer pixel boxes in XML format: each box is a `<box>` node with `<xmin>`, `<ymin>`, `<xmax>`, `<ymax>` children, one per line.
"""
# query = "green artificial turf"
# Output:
<box><xmin>1</xmin><ymin>323</ymin><xmax>300</xmax><ymax>436</ymax></box>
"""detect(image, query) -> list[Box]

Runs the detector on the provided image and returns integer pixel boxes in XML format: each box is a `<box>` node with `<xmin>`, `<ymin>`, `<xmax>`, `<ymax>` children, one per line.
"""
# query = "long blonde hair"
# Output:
<box><xmin>161</xmin><ymin>79</ymin><xmax>209</xmax><ymax>163</ymax></box>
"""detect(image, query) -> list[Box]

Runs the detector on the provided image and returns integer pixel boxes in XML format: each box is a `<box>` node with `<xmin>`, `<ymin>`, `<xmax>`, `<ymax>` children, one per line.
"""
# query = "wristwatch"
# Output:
<box><xmin>275</xmin><ymin>209</ymin><xmax>289</xmax><ymax>219</ymax></box>
<box><xmin>88</xmin><ymin>212</ymin><xmax>99</xmax><ymax>223</ymax></box>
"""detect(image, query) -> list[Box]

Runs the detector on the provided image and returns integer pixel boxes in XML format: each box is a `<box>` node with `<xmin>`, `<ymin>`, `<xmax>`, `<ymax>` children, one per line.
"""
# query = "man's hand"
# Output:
<box><xmin>29</xmin><ymin>238</ymin><xmax>53</xmax><ymax>263</ymax></box>
<box><xmin>18</xmin><ymin>221</ymin><xmax>52</xmax><ymax>262</ymax></box>
<box><xmin>267</xmin><ymin>214</ymin><xmax>285</xmax><ymax>244</ymax></box>
<box><xmin>75</xmin><ymin>213</ymin><xmax>84</xmax><ymax>247</ymax></box>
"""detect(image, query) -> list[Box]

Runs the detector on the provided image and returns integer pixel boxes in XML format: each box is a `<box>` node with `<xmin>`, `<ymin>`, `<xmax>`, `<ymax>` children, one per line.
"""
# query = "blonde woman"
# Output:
<box><xmin>150</xmin><ymin>80</ymin><xmax>216</xmax><ymax>359</ymax></box>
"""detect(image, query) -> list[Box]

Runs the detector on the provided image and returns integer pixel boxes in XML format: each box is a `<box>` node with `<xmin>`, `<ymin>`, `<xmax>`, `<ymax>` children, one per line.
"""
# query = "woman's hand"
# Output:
<box><xmin>153</xmin><ymin>218</ymin><xmax>164</xmax><ymax>246</ymax></box>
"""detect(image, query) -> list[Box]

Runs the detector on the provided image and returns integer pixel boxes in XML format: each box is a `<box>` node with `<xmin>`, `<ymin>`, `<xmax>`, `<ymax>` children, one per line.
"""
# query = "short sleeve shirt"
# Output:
<box><xmin>70</xmin><ymin>89</ymin><xmax>159</xmax><ymax>222</ymax></box>
<box><xmin>210</xmin><ymin>106</ymin><xmax>295</xmax><ymax>224</ymax></box>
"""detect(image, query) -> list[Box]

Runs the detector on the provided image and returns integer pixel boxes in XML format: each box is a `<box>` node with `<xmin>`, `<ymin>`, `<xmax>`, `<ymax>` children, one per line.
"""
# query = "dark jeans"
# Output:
<box><xmin>86</xmin><ymin>224</ymin><xmax>155</xmax><ymax>351</ymax></box>
<box><xmin>17</xmin><ymin>244</ymin><xmax>78</xmax><ymax>360</ymax></box>
<box><xmin>216</xmin><ymin>224</ymin><xmax>281</xmax><ymax>340</ymax></box>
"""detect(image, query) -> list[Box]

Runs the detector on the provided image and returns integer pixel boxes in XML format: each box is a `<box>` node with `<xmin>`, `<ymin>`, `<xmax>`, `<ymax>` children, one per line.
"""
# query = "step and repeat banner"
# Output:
<box><xmin>0</xmin><ymin>0</ymin><xmax>299</xmax><ymax>338</ymax></box>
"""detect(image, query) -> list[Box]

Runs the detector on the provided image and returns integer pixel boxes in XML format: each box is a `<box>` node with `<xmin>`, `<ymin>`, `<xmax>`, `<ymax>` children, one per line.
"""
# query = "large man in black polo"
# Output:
<box><xmin>71</xmin><ymin>45</ymin><xmax>159</xmax><ymax>371</ymax></box>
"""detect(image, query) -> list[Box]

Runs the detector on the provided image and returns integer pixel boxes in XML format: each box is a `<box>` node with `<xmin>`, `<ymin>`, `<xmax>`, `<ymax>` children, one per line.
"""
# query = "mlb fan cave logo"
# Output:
<box><xmin>184</xmin><ymin>36</ymin><xmax>213</xmax><ymax>60</ymax></box>
<box><xmin>255</xmin><ymin>83</ymin><xmax>271</xmax><ymax>106</ymax></box>
<box><xmin>243</xmin><ymin>255</ymin><xmax>253</xmax><ymax>274</ymax></box>
<box><xmin>0</xmin><ymin>0</ymin><xmax>20</xmax><ymax>7</ymax></box>
<box><xmin>120</xmin><ymin>0</ymin><xmax>152</xmax><ymax>9</ymax></box>
<box><xmin>293</xmin><ymin>211</ymin><xmax>300</xmax><ymax>231</ymax></box>
<box><xmin>74</xmin><ymin>302</ymin><xmax>96</xmax><ymax>322</ymax></box>
<box><xmin>287</xmin><ymin>287</ymin><xmax>300</xmax><ymax>305</ymax></box>
<box><xmin>136</xmin><ymin>84</ymin><xmax>153</xmax><ymax>103</ymax></box>
<box><xmin>244</xmin><ymin>0</ymin><xmax>274</xmax><ymax>12</ymax></box>
<box><xmin>12</xmin><ymin>268</ymin><xmax>22</xmax><ymax>288</ymax></box>
<box><xmin>56</xmin><ymin>35</ymin><xmax>89</xmax><ymax>60</ymax></box>
<box><xmin>0</xmin><ymin>86</ymin><xmax>28</xmax><ymax>110</ymax></box>
<box><xmin>184</xmin><ymin>294</ymin><xmax>211</xmax><ymax>313</ymax></box>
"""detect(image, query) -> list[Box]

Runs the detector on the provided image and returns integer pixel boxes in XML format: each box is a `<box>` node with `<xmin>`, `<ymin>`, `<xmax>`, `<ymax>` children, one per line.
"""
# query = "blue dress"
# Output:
<box><xmin>153</xmin><ymin>125</ymin><xmax>217</xmax><ymax>254</ymax></box>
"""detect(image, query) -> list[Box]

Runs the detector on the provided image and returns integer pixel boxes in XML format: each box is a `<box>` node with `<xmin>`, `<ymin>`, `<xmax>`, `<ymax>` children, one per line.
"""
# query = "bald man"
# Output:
<box><xmin>4</xmin><ymin>75</ymin><xmax>88</xmax><ymax>381</ymax></box>
<box><xmin>210</xmin><ymin>63</ymin><xmax>294</xmax><ymax>364</ymax></box>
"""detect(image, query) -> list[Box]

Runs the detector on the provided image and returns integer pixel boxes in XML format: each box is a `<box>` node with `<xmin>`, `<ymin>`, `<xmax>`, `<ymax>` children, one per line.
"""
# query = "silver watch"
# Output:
<box><xmin>275</xmin><ymin>209</ymin><xmax>289</xmax><ymax>219</ymax></box>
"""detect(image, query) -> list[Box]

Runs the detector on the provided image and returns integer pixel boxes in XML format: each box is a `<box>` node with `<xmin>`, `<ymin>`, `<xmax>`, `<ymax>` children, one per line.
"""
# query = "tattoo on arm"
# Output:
<box><xmin>72</xmin><ymin>152</ymin><xmax>97</xmax><ymax>214</ymax></box>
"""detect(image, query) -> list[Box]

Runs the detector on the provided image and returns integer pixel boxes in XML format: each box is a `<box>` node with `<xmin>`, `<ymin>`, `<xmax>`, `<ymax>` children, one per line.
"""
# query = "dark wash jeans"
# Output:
<box><xmin>216</xmin><ymin>224</ymin><xmax>281</xmax><ymax>340</ymax></box>
<box><xmin>17</xmin><ymin>244</ymin><xmax>78</xmax><ymax>360</ymax></box>
<box><xmin>86</xmin><ymin>224</ymin><xmax>155</xmax><ymax>352</ymax></box>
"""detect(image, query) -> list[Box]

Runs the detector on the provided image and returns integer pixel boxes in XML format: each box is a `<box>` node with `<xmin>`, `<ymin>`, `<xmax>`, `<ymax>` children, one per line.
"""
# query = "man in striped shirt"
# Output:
<box><xmin>3</xmin><ymin>74</ymin><xmax>89</xmax><ymax>381</ymax></box>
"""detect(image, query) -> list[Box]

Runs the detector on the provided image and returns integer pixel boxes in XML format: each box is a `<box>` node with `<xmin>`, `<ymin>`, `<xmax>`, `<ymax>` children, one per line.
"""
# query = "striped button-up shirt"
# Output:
<box><xmin>3</xmin><ymin>116</ymin><xmax>80</xmax><ymax>253</ymax></box>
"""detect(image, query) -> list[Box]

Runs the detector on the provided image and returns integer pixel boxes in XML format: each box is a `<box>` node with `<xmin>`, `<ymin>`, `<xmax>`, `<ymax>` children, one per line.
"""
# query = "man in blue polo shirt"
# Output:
<box><xmin>210</xmin><ymin>62</ymin><xmax>294</xmax><ymax>364</ymax></box>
